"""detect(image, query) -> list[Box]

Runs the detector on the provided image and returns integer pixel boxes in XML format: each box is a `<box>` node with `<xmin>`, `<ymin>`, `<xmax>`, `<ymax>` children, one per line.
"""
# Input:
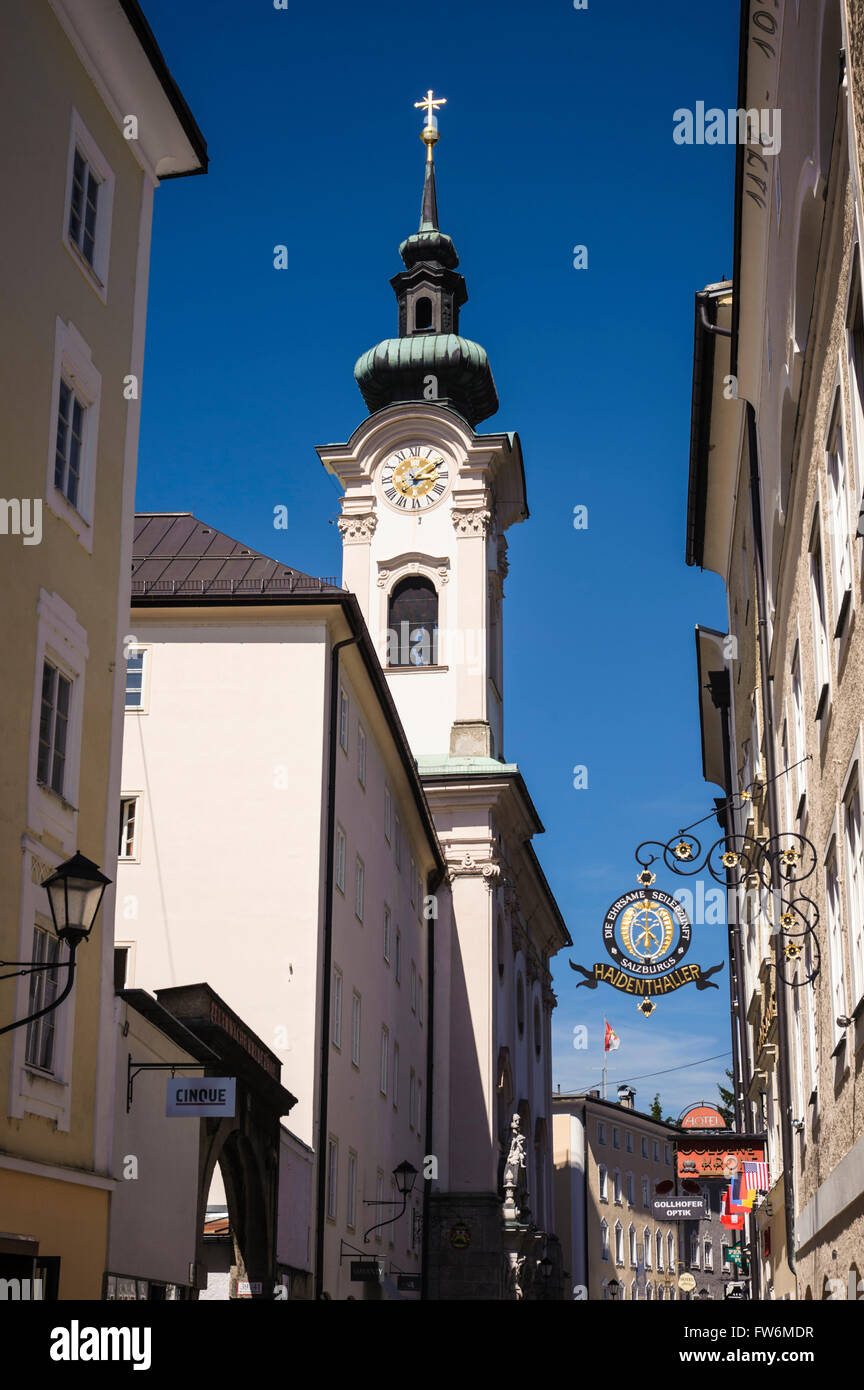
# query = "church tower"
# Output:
<box><xmin>318</xmin><ymin>96</ymin><xmax>570</xmax><ymax>1300</ymax></box>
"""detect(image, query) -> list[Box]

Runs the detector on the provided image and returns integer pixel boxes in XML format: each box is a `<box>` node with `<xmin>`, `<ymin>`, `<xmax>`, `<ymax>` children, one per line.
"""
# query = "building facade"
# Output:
<box><xmin>116</xmin><ymin>513</ymin><xmax>444</xmax><ymax>1298</ymax></box>
<box><xmin>687</xmin><ymin>0</ymin><xmax>864</xmax><ymax>1300</ymax></box>
<box><xmin>553</xmin><ymin>1090</ymin><xmax>682</xmax><ymax>1300</ymax></box>
<box><xmin>0</xmin><ymin>0</ymin><xmax>205</xmax><ymax>1299</ymax></box>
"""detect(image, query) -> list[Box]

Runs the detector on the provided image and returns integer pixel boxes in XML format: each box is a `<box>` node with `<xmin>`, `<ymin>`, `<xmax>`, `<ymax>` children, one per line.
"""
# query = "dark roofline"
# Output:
<box><xmin>130</xmin><ymin>585</ymin><xmax>446</xmax><ymax>883</ymax></box>
<box><xmin>685</xmin><ymin>290</ymin><xmax>718</xmax><ymax>570</ymax></box>
<box><xmin>118</xmin><ymin>0</ymin><xmax>208</xmax><ymax>176</ymax></box>
<box><xmin>729</xmin><ymin>0</ymin><xmax>751</xmax><ymax>380</ymax></box>
<box><xmin>553</xmin><ymin>1091</ymin><xmax>684</xmax><ymax>1135</ymax></box>
<box><xmin>118</xmin><ymin>988</ymin><xmax>220</xmax><ymax>1063</ymax></box>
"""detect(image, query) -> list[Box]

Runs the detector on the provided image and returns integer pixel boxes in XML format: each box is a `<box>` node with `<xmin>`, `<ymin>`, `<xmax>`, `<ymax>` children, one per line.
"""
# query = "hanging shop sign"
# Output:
<box><xmin>677</xmin><ymin>1134</ymin><xmax>765</xmax><ymax>1179</ymax></box>
<box><xmin>680</xmin><ymin>1103</ymin><xmax>727</xmax><ymax>1130</ymax></box>
<box><xmin>350</xmin><ymin>1260</ymin><xmax>383</xmax><ymax>1283</ymax></box>
<box><xmin>678</xmin><ymin>1272</ymin><xmax>697</xmax><ymax>1293</ymax></box>
<box><xmin>652</xmin><ymin>1196</ymin><xmax>708</xmax><ymax>1221</ymax></box>
<box><xmin>166</xmin><ymin>1077</ymin><xmax>236</xmax><ymax>1118</ymax></box>
<box><xmin>569</xmin><ymin>888</ymin><xmax>723</xmax><ymax>1015</ymax></box>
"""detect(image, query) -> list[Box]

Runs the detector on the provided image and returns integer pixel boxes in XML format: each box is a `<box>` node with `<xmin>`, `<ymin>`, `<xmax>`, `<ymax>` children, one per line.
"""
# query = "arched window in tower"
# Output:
<box><xmin>414</xmin><ymin>295</ymin><xmax>433</xmax><ymax>332</ymax></box>
<box><xmin>387</xmin><ymin>576</ymin><xmax>438</xmax><ymax>667</ymax></box>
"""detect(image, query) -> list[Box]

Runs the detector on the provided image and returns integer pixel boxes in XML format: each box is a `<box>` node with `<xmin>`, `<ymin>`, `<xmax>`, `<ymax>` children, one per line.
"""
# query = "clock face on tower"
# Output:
<box><xmin>379</xmin><ymin>445</ymin><xmax>450</xmax><ymax>511</ymax></box>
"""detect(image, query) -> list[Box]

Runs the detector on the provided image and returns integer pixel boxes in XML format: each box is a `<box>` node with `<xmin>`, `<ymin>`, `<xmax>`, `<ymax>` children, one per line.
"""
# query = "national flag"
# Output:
<box><xmin>604</xmin><ymin>1020</ymin><xmax>620</xmax><ymax>1053</ymax></box>
<box><xmin>720</xmin><ymin>1187</ymin><xmax>745</xmax><ymax>1230</ymax></box>
<box><xmin>729</xmin><ymin>1175</ymin><xmax>748</xmax><ymax>1211</ymax></box>
<box><xmin>741</xmin><ymin>1161</ymin><xmax>770</xmax><ymax>1197</ymax></box>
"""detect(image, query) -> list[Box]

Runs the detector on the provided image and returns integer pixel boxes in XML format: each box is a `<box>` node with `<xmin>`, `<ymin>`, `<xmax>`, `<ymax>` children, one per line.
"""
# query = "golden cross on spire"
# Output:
<box><xmin>415</xmin><ymin>89</ymin><xmax>446</xmax><ymax>161</ymax></box>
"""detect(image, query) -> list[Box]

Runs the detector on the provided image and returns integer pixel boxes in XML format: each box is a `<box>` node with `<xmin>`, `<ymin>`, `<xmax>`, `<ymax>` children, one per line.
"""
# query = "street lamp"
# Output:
<box><xmin>0</xmin><ymin>851</ymin><xmax>111</xmax><ymax>1038</ymax></box>
<box><xmin>539</xmin><ymin>1255</ymin><xmax>554</xmax><ymax>1281</ymax></box>
<box><xmin>42</xmin><ymin>851</ymin><xmax>112</xmax><ymax>948</ymax></box>
<box><xmin>363</xmin><ymin>1160</ymin><xmax>418</xmax><ymax>1243</ymax></box>
<box><xmin>607</xmin><ymin>1277</ymin><xmax>620</xmax><ymax>1302</ymax></box>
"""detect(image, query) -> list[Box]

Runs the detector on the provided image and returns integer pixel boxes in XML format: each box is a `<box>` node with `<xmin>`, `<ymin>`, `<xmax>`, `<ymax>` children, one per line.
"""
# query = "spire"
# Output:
<box><xmin>414</xmin><ymin>89</ymin><xmax>445</xmax><ymax>231</ymax></box>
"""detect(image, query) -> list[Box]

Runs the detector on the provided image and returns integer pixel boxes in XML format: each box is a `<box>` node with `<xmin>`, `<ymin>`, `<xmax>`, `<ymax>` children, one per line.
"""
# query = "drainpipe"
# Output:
<box><xmin>314</xmin><ymin>634</ymin><xmax>360</xmax><ymax>1300</ymax></box>
<box><xmin>743</xmin><ymin>402</ymin><xmax>797</xmax><ymax>1280</ymax></box>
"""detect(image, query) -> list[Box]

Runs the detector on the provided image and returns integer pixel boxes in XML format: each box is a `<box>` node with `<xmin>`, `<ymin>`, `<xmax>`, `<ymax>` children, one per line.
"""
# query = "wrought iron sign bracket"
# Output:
<box><xmin>126</xmin><ymin>1053</ymin><xmax>208</xmax><ymax>1112</ymax></box>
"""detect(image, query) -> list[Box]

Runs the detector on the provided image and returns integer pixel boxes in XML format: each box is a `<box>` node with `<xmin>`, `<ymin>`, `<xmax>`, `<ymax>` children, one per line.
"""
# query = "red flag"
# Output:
<box><xmin>604</xmin><ymin>1021</ymin><xmax>620</xmax><ymax>1053</ymax></box>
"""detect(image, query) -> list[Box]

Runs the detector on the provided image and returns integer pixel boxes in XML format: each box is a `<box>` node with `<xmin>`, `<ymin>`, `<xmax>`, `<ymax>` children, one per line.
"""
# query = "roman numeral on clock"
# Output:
<box><xmin>395</xmin><ymin>495</ymin><xmax>407</xmax><ymax>508</ymax></box>
<box><xmin>385</xmin><ymin>487</ymin><xmax>397</xmax><ymax>500</ymax></box>
<box><xmin>433</xmin><ymin>483</ymin><xmax>445</xmax><ymax>496</ymax></box>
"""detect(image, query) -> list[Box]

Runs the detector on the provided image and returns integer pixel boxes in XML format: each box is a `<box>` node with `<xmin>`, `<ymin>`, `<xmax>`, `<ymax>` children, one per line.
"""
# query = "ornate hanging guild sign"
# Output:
<box><xmin>569</xmin><ymin>883</ymin><xmax>723</xmax><ymax>1015</ymax></box>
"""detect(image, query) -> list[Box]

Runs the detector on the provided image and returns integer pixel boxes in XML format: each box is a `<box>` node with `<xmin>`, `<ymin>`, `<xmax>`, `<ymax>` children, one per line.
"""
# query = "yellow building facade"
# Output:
<box><xmin>0</xmin><ymin>0</ymin><xmax>205</xmax><ymax>1298</ymax></box>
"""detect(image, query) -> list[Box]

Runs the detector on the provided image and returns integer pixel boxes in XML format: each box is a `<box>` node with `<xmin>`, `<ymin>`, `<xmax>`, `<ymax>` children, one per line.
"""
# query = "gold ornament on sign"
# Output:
<box><xmin>620</xmin><ymin>901</ymin><xmax>675</xmax><ymax>962</ymax></box>
<box><xmin>638</xmin><ymin>999</ymin><xmax>656</xmax><ymax>1018</ymax></box>
<box><xmin>674</xmin><ymin>841</ymin><xmax>693</xmax><ymax>860</ymax></box>
<box><xmin>784</xmin><ymin>941</ymin><xmax>802</xmax><ymax>961</ymax></box>
<box><xmin>637</xmin><ymin>870</ymin><xmax>656</xmax><ymax>887</ymax></box>
<box><xmin>721</xmin><ymin>850</ymin><xmax>739</xmax><ymax>868</ymax></box>
<box><xmin>780</xmin><ymin>847</ymin><xmax>800</xmax><ymax>866</ymax></box>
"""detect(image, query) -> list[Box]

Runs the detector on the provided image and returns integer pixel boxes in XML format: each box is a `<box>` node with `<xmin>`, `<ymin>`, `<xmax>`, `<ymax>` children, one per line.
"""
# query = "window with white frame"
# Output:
<box><xmin>826</xmin><ymin>841</ymin><xmax>849</xmax><ymax>1049</ymax></box>
<box><xmin>339</xmin><ymin>687</ymin><xmax>349</xmax><ymax>751</ymax></box>
<box><xmin>347</xmin><ymin>1151</ymin><xmax>357</xmax><ymax>1229</ymax></box>
<box><xmin>25</xmin><ymin>927</ymin><xmax>60</xmax><ymax>1071</ymax></box>
<box><xmin>47</xmin><ymin>321</ymin><xmax>101</xmax><ymax>547</ymax></box>
<box><xmin>826</xmin><ymin>397</ymin><xmax>853</xmax><ymax>633</ymax></box>
<box><xmin>384</xmin><ymin>905</ymin><xmax>391</xmax><ymax>962</ymax></box>
<box><xmin>125</xmin><ymin>648</ymin><xmax>146</xmax><ymax>710</ymax></box>
<box><xmin>335</xmin><ymin>826</ymin><xmax>346</xmax><ymax>893</ymax></box>
<box><xmin>613</xmin><ymin>1170</ymin><xmax>622</xmax><ymax>1205</ymax></box>
<box><xmin>331</xmin><ymin>969</ymin><xmax>342</xmax><ymax>1048</ymax></box>
<box><xmin>641</xmin><ymin>1137</ymin><xmax>648</xmax><ymax>1158</ymax></box>
<box><xmin>843</xmin><ymin>771</ymin><xmax>864</xmax><ymax>1004</ymax></box>
<box><xmin>357</xmin><ymin>724</ymin><xmax>366</xmax><ymax>787</ymax></box>
<box><xmin>600</xmin><ymin>1220</ymin><xmax>609</xmax><ymax>1261</ymax></box>
<box><xmin>780</xmin><ymin>718</ymin><xmax>793</xmax><ymax>831</ymax></box>
<box><xmin>689</xmin><ymin>1230</ymin><xmax>700</xmax><ymax>1268</ymax></box>
<box><xmin>63</xmin><ymin>113</ymin><xmax>114</xmax><ymax>290</ymax></box>
<box><xmin>643</xmin><ymin>1227</ymin><xmax>652</xmax><ymax>1268</ymax></box>
<box><xmin>393</xmin><ymin>1042</ymin><xmax>399</xmax><ymax>1109</ymax></box>
<box><xmin>118</xmin><ymin>796</ymin><xmax>138</xmax><ymax>859</ymax></box>
<box><xmin>37</xmin><ymin>661</ymin><xmax>72</xmax><ymax>797</ymax></box>
<box><xmin>380</xmin><ymin>1025</ymin><xmax>389</xmax><ymax>1095</ymax></box>
<box><xmin>625</xmin><ymin>1172</ymin><xmax>634</xmax><ymax>1205</ymax></box>
<box><xmin>354</xmin><ymin>856</ymin><xmax>365</xmax><ymax>921</ymax></box>
<box><xmin>641</xmin><ymin>1176</ymin><xmax>650</xmax><ymax>1208</ymax></box>
<box><xmin>668</xmin><ymin>1231</ymin><xmax>675</xmax><ymax>1270</ymax></box>
<box><xmin>653</xmin><ymin>1141</ymin><xmax>659</xmax><ymax>1162</ymax></box>
<box><xmin>598</xmin><ymin>1122</ymin><xmax>607</xmax><ymax>1145</ymax></box>
<box><xmin>809</xmin><ymin>515</ymin><xmax>831</xmax><ymax>714</ymax></box>
<box><xmin>326</xmin><ymin>1138</ymin><xmax>338</xmax><ymax>1220</ymax></box>
<box><xmin>613</xmin><ymin>1127</ymin><xmax>621</xmax><ymax>1149</ymax></box>
<box><xmin>656</xmin><ymin>1230</ymin><xmax>664</xmax><ymax>1270</ymax></box>
<box><xmin>704</xmin><ymin>1238</ymin><xmax>713</xmax><ymax>1271</ymax></box>
<box><xmin>615</xmin><ymin>1221</ymin><xmax>624</xmax><ymax>1265</ymax></box>
<box><xmin>598</xmin><ymin>1164</ymin><xmax>608</xmax><ymax>1201</ymax></box>
<box><xmin>793</xmin><ymin>960</ymin><xmax>807</xmax><ymax>1122</ymax></box>
<box><xmin>629</xmin><ymin>1225</ymin><xmax>637</xmax><ymax>1265</ymax></box>
<box><xmin>384</xmin><ymin>785</ymin><xmax>392</xmax><ymax>841</ymax></box>
<box><xmin>722</xmin><ymin>1242</ymin><xmax>731</xmax><ymax>1272</ymax></box>
<box><xmin>351</xmin><ymin>992</ymin><xmax>361</xmax><ymax>1066</ymax></box>
<box><xmin>664</xmin><ymin>1144</ymin><xmax>671</xmax><ymax>1165</ymax></box>
<box><xmin>625</xmin><ymin>1130</ymin><xmax>633</xmax><ymax>1153</ymax></box>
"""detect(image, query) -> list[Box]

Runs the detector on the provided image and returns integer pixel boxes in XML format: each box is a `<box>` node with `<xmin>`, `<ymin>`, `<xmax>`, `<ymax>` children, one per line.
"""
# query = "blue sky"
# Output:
<box><xmin>138</xmin><ymin>0</ymin><xmax>739</xmax><ymax>1116</ymax></box>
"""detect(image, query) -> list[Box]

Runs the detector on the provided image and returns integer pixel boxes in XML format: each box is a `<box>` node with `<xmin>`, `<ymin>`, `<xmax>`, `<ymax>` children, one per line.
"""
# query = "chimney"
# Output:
<box><xmin>617</xmin><ymin>1085</ymin><xmax>636</xmax><ymax>1110</ymax></box>
<box><xmin>588</xmin><ymin>1088</ymin><xmax>600</xmax><ymax>1100</ymax></box>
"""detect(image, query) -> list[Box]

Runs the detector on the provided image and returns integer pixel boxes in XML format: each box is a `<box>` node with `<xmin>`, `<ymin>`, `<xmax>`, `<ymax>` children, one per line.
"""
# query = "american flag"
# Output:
<box><xmin>741</xmin><ymin>1161</ymin><xmax>770</xmax><ymax>1194</ymax></box>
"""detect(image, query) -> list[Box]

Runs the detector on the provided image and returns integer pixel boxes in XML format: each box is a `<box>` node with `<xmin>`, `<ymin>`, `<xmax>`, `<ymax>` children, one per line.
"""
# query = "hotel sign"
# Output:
<box><xmin>570</xmin><ymin>889</ymin><xmax>723</xmax><ymax>1015</ymax></box>
<box><xmin>166</xmin><ymin>1078</ymin><xmax>236</xmax><ymax>1118</ymax></box>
